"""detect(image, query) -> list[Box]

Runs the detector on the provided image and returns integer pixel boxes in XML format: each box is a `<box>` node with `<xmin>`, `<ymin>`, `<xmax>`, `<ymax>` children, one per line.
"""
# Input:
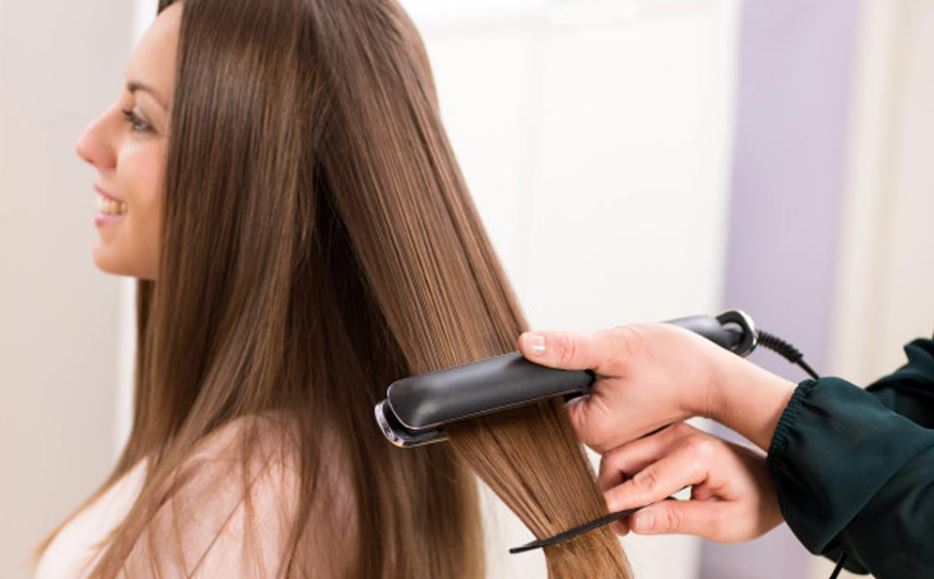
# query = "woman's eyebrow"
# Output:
<box><xmin>126</xmin><ymin>80</ymin><xmax>168</xmax><ymax>111</ymax></box>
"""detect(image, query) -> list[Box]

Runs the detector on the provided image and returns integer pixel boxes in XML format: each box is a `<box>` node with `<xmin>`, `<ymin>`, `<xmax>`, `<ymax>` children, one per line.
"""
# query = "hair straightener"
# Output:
<box><xmin>375</xmin><ymin>310</ymin><xmax>761</xmax><ymax>448</ymax></box>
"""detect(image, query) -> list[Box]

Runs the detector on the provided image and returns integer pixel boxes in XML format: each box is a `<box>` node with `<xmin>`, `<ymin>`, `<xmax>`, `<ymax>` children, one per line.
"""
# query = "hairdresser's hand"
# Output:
<box><xmin>517</xmin><ymin>324</ymin><xmax>796</xmax><ymax>452</ymax></box>
<box><xmin>599</xmin><ymin>422</ymin><xmax>782</xmax><ymax>542</ymax></box>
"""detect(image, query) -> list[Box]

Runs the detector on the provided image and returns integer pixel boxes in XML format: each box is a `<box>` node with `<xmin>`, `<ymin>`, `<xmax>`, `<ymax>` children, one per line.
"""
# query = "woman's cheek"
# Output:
<box><xmin>122</xmin><ymin>144</ymin><xmax>167</xmax><ymax>279</ymax></box>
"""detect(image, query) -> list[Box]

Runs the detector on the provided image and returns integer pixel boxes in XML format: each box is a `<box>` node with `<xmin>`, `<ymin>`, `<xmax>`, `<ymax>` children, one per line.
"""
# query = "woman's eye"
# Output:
<box><xmin>120</xmin><ymin>108</ymin><xmax>152</xmax><ymax>133</ymax></box>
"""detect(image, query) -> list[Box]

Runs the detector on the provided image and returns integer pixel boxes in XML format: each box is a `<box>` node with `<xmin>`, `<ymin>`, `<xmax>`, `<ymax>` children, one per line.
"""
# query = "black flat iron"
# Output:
<box><xmin>375</xmin><ymin>309</ymin><xmax>758</xmax><ymax>448</ymax></box>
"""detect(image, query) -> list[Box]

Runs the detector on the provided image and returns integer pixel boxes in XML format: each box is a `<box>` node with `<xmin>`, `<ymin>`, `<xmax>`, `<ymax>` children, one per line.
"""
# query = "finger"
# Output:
<box><xmin>629</xmin><ymin>500</ymin><xmax>726</xmax><ymax>540</ymax></box>
<box><xmin>566</xmin><ymin>394</ymin><xmax>617</xmax><ymax>453</ymax></box>
<box><xmin>597</xmin><ymin>423</ymin><xmax>696</xmax><ymax>491</ymax></box>
<box><xmin>517</xmin><ymin>329</ymin><xmax>625</xmax><ymax>376</ymax></box>
<box><xmin>604</xmin><ymin>435</ymin><xmax>713</xmax><ymax>512</ymax></box>
<box><xmin>612</xmin><ymin>519</ymin><xmax>630</xmax><ymax>536</ymax></box>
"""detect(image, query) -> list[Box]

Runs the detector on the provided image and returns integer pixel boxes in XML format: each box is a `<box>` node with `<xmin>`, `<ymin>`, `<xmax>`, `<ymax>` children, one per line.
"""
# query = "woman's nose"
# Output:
<box><xmin>75</xmin><ymin>111</ymin><xmax>117</xmax><ymax>169</ymax></box>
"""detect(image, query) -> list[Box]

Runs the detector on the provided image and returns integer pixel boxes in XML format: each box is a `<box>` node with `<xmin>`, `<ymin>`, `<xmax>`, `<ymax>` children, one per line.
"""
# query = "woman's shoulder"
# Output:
<box><xmin>166</xmin><ymin>411</ymin><xmax>303</xmax><ymax>523</ymax></box>
<box><xmin>186</xmin><ymin>411</ymin><xmax>300</xmax><ymax>474</ymax></box>
<box><xmin>120</xmin><ymin>412</ymin><xmax>303</xmax><ymax>576</ymax></box>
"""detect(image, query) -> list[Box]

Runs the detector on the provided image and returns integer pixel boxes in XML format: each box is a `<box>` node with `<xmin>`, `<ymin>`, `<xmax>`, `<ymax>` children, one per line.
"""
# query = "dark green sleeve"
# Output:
<box><xmin>866</xmin><ymin>338</ymin><xmax>934</xmax><ymax>427</ymax></box>
<box><xmin>766</xmin><ymin>368</ymin><xmax>934</xmax><ymax>578</ymax></box>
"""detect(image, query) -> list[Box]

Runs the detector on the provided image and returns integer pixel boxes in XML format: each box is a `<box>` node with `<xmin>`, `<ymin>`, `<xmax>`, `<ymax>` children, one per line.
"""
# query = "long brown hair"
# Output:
<box><xmin>36</xmin><ymin>0</ymin><xmax>631</xmax><ymax>576</ymax></box>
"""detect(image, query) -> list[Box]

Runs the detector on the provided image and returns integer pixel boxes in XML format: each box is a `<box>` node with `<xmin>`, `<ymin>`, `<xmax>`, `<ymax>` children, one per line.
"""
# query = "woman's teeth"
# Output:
<box><xmin>97</xmin><ymin>193</ymin><xmax>128</xmax><ymax>215</ymax></box>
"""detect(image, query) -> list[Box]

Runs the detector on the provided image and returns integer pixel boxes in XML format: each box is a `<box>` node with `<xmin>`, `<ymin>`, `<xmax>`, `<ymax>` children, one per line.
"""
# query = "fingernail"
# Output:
<box><xmin>525</xmin><ymin>333</ymin><xmax>546</xmax><ymax>355</ymax></box>
<box><xmin>634</xmin><ymin>512</ymin><xmax>655</xmax><ymax>532</ymax></box>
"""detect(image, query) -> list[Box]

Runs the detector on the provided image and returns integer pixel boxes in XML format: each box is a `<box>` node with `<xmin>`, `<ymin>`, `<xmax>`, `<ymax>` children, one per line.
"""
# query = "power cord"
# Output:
<box><xmin>756</xmin><ymin>330</ymin><xmax>820</xmax><ymax>380</ymax></box>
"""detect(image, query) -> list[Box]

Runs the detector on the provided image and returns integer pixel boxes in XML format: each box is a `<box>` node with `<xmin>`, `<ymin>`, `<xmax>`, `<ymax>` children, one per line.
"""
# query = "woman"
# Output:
<box><xmin>34</xmin><ymin>0</ymin><xmax>631</xmax><ymax>577</ymax></box>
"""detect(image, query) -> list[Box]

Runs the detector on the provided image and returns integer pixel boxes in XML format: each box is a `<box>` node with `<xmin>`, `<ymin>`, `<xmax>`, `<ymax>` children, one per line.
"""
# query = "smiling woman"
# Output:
<box><xmin>35</xmin><ymin>0</ymin><xmax>632</xmax><ymax>577</ymax></box>
<box><xmin>74</xmin><ymin>5</ymin><xmax>176</xmax><ymax>281</ymax></box>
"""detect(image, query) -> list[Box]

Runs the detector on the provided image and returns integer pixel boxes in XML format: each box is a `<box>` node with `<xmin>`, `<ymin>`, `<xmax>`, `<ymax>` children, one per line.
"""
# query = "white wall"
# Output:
<box><xmin>829</xmin><ymin>0</ymin><xmax>934</xmax><ymax>386</ymax></box>
<box><xmin>406</xmin><ymin>1</ymin><xmax>740</xmax><ymax>576</ymax></box>
<box><xmin>0</xmin><ymin>1</ymin><xmax>135</xmax><ymax>578</ymax></box>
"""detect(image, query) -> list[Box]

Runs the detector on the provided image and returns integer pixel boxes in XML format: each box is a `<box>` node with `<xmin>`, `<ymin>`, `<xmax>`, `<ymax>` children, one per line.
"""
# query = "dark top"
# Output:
<box><xmin>767</xmin><ymin>337</ymin><xmax>934</xmax><ymax>578</ymax></box>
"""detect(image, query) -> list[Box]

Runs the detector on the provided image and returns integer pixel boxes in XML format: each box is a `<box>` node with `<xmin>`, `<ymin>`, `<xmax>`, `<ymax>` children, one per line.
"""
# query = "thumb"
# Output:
<box><xmin>517</xmin><ymin>330</ymin><xmax>618</xmax><ymax>374</ymax></box>
<box><xmin>629</xmin><ymin>500</ymin><xmax>723</xmax><ymax>540</ymax></box>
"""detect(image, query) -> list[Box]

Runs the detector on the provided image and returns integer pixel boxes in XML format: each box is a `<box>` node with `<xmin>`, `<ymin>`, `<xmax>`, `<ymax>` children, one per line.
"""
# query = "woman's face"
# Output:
<box><xmin>76</xmin><ymin>3</ymin><xmax>181</xmax><ymax>281</ymax></box>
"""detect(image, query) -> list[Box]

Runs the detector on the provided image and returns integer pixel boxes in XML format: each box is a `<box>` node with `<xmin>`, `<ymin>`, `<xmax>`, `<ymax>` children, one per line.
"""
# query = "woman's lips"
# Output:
<box><xmin>93</xmin><ymin>184</ymin><xmax>128</xmax><ymax>228</ymax></box>
<box><xmin>94</xmin><ymin>183</ymin><xmax>124</xmax><ymax>202</ymax></box>
<box><xmin>94</xmin><ymin>211</ymin><xmax>125</xmax><ymax>228</ymax></box>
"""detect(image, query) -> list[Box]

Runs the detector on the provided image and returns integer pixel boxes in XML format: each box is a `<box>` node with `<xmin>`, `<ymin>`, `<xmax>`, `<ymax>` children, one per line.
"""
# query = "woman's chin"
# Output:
<box><xmin>91</xmin><ymin>241</ymin><xmax>125</xmax><ymax>276</ymax></box>
<box><xmin>92</xmin><ymin>244</ymin><xmax>156</xmax><ymax>280</ymax></box>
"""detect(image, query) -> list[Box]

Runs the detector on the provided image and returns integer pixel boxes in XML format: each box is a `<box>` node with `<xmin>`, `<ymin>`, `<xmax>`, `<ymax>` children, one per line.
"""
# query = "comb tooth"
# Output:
<box><xmin>508</xmin><ymin>498</ymin><xmax>680</xmax><ymax>554</ymax></box>
<box><xmin>508</xmin><ymin>508</ymin><xmax>640</xmax><ymax>554</ymax></box>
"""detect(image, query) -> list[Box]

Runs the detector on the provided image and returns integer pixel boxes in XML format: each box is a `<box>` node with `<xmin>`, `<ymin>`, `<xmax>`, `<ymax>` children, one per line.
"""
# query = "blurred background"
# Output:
<box><xmin>2</xmin><ymin>0</ymin><xmax>932</xmax><ymax>577</ymax></box>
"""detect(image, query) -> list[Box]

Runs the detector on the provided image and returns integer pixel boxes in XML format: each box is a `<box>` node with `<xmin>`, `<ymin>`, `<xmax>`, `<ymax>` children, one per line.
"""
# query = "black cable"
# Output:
<box><xmin>828</xmin><ymin>551</ymin><xmax>848</xmax><ymax>579</ymax></box>
<box><xmin>757</xmin><ymin>330</ymin><xmax>821</xmax><ymax>380</ymax></box>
